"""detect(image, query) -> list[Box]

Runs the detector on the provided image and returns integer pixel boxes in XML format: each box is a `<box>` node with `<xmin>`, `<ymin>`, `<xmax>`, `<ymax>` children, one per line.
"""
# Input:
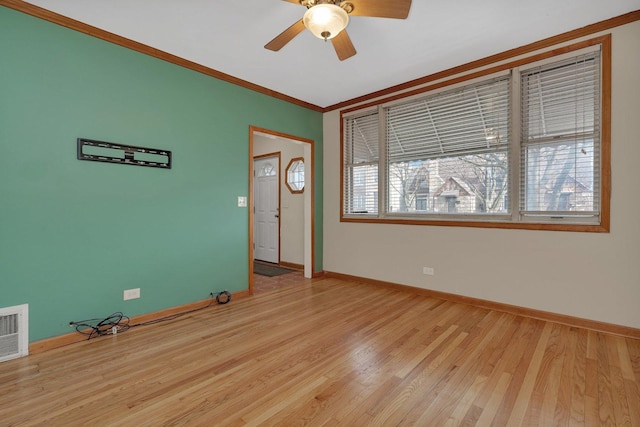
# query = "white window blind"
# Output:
<box><xmin>386</xmin><ymin>76</ymin><xmax>510</xmax><ymax>162</ymax></box>
<box><xmin>344</xmin><ymin>110</ymin><xmax>379</xmax><ymax>215</ymax></box>
<box><xmin>384</xmin><ymin>77</ymin><xmax>510</xmax><ymax>215</ymax></box>
<box><xmin>520</xmin><ymin>50</ymin><xmax>600</xmax><ymax>219</ymax></box>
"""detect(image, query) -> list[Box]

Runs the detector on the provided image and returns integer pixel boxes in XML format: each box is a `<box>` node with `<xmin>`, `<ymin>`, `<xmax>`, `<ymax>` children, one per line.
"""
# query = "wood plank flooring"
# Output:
<box><xmin>1</xmin><ymin>276</ymin><xmax>639</xmax><ymax>426</ymax></box>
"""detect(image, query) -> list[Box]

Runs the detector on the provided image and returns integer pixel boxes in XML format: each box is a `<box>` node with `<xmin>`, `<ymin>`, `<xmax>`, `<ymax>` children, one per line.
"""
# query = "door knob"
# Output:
<box><xmin>275</xmin><ymin>214</ymin><xmax>279</xmax><ymax>218</ymax></box>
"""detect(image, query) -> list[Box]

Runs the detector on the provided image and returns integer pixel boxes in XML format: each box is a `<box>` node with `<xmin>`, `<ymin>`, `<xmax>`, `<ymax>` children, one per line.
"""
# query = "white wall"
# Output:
<box><xmin>323</xmin><ymin>21</ymin><xmax>640</xmax><ymax>329</ymax></box>
<box><xmin>255</xmin><ymin>135</ymin><xmax>305</xmax><ymax>265</ymax></box>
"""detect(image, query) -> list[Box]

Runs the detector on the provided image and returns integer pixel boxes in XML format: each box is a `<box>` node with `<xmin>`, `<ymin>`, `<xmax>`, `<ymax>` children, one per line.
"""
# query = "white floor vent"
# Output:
<box><xmin>0</xmin><ymin>304</ymin><xmax>29</xmax><ymax>363</ymax></box>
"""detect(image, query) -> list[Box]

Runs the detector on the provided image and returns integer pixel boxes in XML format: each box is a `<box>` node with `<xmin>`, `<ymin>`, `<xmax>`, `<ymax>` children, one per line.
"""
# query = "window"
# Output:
<box><xmin>259</xmin><ymin>162</ymin><xmax>276</xmax><ymax>177</ymax></box>
<box><xmin>344</xmin><ymin>109</ymin><xmax>379</xmax><ymax>215</ymax></box>
<box><xmin>342</xmin><ymin>41</ymin><xmax>608</xmax><ymax>231</ymax></box>
<box><xmin>285</xmin><ymin>158</ymin><xmax>304</xmax><ymax>193</ymax></box>
<box><xmin>385</xmin><ymin>76</ymin><xmax>510</xmax><ymax>216</ymax></box>
<box><xmin>520</xmin><ymin>52</ymin><xmax>600</xmax><ymax>220</ymax></box>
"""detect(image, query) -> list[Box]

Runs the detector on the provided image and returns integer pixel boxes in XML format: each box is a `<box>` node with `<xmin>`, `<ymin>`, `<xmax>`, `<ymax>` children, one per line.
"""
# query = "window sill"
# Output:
<box><xmin>340</xmin><ymin>215</ymin><xmax>609</xmax><ymax>233</ymax></box>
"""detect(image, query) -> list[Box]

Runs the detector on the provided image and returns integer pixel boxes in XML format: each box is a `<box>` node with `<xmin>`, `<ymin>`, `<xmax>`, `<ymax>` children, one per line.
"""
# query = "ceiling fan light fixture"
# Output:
<box><xmin>303</xmin><ymin>4</ymin><xmax>349</xmax><ymax>41</ymax></box>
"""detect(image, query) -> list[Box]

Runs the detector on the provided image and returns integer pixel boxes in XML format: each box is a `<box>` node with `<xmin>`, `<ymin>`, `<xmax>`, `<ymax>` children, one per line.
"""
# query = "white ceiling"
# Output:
<box><xmin>24</xmin><ymin>0</ymin><xmax>640</xmax><ymax>108</ymax></box>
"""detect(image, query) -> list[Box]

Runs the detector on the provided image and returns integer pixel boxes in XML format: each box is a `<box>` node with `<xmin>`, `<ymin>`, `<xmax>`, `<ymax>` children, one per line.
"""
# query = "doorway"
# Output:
<box><xmin>249</xmin><ymin>126</ymin><xmax>314</xmax><ymax>295</ymax></box>
<box><xmin>253</xmin><ymin>154</ymin><xmax>280</xmax><ymax>264</ymax></box>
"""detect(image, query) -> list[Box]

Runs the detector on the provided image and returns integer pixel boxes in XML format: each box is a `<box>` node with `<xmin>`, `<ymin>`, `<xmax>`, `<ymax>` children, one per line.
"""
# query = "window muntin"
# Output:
<box><xmin>342</xmin><ymin>44</ymin><xmax>604</xmax><ymax>229</ymax></box>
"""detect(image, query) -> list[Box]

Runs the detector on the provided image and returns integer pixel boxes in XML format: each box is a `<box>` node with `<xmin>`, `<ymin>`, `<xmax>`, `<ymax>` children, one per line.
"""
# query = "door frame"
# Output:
<box><xmin>249</xmin><ymin>126</ymin><xmax>315</xmax><ymax>295</ymax></box>
<box><xmin>253</xmin><ymin>152</ymin><xmax>281</xmax><ymax>264</ymax></box>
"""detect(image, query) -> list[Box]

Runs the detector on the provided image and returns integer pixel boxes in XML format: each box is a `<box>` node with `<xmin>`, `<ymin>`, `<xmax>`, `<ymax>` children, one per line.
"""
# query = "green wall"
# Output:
<box><xmin>0</xmin><ymin>6</ymin><xmax>323</xmax><ymax>342</ymax></box>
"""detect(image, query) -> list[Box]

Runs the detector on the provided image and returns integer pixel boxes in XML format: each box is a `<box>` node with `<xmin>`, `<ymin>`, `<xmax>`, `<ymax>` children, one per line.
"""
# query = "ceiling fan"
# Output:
<box><xmin>265</xmin><ymin>0</ymin><xmax>412</xmax><ymax>61</ymax></box>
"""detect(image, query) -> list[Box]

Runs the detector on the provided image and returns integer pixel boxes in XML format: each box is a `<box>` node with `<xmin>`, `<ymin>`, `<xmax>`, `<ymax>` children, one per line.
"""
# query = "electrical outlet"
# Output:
<box><xmin>123</xmin><ymin>288</ymin><xmax>140</xmax><ymax>300</ymax></box>
<box><xmin>423</xmin><ymin>267</ymin><xmax>434</xmax><ymax>276</ymax></box>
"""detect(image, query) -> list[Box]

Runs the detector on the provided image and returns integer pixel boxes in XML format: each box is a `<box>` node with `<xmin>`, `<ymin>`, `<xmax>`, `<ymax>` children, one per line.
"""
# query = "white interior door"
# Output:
<box><xmin>253</xmin><ymin>156</ymin><xmax>279</xmax><ymax>263</ymax></box>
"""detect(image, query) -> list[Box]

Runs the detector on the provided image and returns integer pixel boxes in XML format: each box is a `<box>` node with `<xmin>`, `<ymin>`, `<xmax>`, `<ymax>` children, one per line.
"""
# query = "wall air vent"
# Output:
<box><xmin>0</xmin><ymin>304</ymin><xmax>28</xmax><ymax>363</ymax></box>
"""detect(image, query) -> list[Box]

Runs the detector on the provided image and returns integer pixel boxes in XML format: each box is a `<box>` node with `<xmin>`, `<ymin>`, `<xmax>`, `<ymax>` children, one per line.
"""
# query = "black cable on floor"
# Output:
<box><xmin>69</xmin><ymin>291</ymin><xmax>230</xmax><ymax>340</ymax></box>
<box><xmin>69</xmin><ymin>312</ymin><xmax>130</xmax><ymax>340</ymax></box>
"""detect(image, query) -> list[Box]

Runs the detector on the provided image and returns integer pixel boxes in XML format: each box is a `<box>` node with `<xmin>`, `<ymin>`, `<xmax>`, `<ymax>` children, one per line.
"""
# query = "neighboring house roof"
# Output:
<box><xmin>544</xmin><ymin>175</ymin><xmax>591</xmax><ymax>193</ymax></box>
<box><xmin>433</xmin><ymin>177</ymin><xmax>473</xmax><ymax>198</ymax></box>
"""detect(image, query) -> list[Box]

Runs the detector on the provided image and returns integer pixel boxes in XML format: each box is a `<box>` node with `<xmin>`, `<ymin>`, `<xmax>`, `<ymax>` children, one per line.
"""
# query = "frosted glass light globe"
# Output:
<box><xmin>303</xmin><ymin>4</ymin><xmax>349</xmax><ymax>40</ymax></box>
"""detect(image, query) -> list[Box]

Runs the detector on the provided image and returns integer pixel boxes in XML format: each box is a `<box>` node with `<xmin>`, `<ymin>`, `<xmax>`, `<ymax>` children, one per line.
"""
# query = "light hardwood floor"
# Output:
<box><xmin>1</xmin><ymin>276</ymin><xmax>639</xmax><ymax>426</ymax></box>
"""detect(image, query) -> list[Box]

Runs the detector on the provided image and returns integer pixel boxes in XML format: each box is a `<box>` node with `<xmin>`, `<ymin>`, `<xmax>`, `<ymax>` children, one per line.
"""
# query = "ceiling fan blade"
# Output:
<box><xmin>280</xmin><ymin>0</ymin><xmax>302</xmax><ymax>3</ymax></box>
<box><xmin>346</xmin><ymin>0</ymin><xmax>412</xmax><ymax>19</ymax></box>
<box><xmin>331</xmin><ymin>30</ymin><xmax>356</xmax><ymax>61</ymax></box>
<box><xmin>265</xmin><ymin>19</ymin><xmax>306</xmax><ymax>51</ymax></box>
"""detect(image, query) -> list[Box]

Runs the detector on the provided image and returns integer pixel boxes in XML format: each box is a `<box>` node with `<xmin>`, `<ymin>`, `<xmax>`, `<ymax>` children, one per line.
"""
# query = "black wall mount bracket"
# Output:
<box><xmin>77</xmin><ymin>138</ymin><xmax>172</xmax><ymax>169</ymax></box>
